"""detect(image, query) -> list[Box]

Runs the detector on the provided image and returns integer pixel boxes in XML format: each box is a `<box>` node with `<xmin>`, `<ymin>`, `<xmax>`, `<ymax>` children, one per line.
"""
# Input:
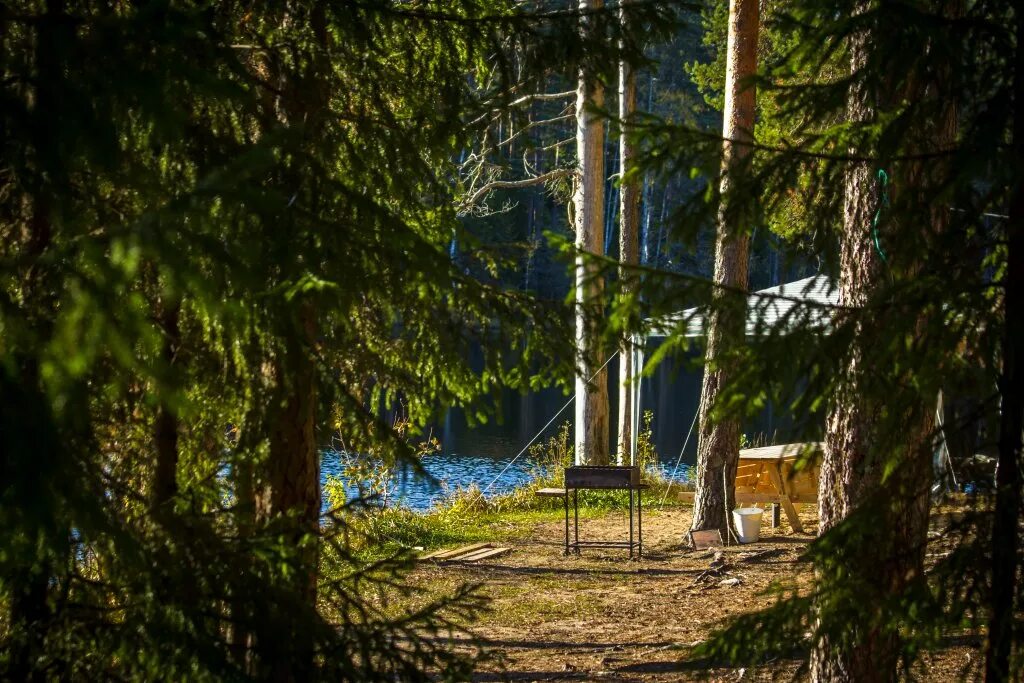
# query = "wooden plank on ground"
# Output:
<box><xmin>454</xmin><ymin>546</ymin><xmax>512</xmax><ymax>562</ymax></box>
<box><xmin>535</xmin><ymin>487</ymin><xmax>566</xmax><ymax>497</ymax></box>
<box><xmin>420</xmin><ymin>542</ymin><xmax>491</xmax><ymax>561</ymax></box>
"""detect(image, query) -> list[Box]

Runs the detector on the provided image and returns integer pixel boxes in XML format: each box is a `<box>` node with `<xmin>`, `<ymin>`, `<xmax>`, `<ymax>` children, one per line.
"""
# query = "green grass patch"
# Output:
<box><xmin>335</xmin><ymin>506</ymin><xmax>573</xmax><ymax>561</ymax></box>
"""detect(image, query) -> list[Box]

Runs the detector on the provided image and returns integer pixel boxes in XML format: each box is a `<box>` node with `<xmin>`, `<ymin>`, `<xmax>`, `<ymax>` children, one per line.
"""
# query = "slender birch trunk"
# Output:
<box><xmin>689</xmin><ymin>0</ymin><xmax>758</xmax><ymax>539</ymax></box>
<box><xmin>573</xmin><ymin>0</ymin><xmax>610</xmax><ymax>465</ymax></box>
<box><xmin>616</xmin><ymin>0</ymin><xmax>640</xmax><ymax>465</ymax></box>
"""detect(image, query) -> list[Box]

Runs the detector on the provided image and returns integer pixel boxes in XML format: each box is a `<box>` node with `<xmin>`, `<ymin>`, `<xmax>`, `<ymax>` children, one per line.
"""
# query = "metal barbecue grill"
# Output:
<box><xmin>562</xmin><ymin>465</ymin><xmax>647</xmax><ymax>558</ymax></box>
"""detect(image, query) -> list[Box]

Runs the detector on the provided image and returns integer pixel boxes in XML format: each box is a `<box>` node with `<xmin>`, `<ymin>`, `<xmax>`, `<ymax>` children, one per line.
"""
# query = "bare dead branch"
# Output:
<box><xmin>460</xmin><ymin>167</ymin><xmax>572</xmax><ymax>212</ymax></box>
<box><xmin>469</xmin><ymin>91</ymin><xmax>575</xmax><ymax>126</ymax></box>
<box><xmin>495</xmin><ymin>113</ymin><xmax>575</xmax><ymax>150</ymax></box>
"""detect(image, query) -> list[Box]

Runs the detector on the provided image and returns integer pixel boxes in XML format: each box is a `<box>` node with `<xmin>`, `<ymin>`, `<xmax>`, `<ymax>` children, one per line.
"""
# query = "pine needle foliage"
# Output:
<box><xmin>0</xmin><ymin>1</ymin><xmax>660</xmax><ymax>679</ymax></box>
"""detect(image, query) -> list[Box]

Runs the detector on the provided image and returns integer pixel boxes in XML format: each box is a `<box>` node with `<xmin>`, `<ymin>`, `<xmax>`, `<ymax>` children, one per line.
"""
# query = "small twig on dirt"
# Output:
<box><xmin>647</xmin><ymin>643</ymin><xmax>683</xmax><ymax>652</ymax></box>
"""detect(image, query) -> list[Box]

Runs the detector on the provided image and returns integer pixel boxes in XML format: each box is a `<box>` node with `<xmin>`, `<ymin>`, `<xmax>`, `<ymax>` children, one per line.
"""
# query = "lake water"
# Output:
<box><xmin>321</xmin><ymin>342</ymin><xmax>799</xmax><ymax>511</ymax></box>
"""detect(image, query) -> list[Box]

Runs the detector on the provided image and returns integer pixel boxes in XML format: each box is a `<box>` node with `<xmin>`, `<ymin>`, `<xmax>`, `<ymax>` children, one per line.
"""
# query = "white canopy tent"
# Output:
<box><xmin>629</xmin><ymin>275</ymin><xmax>838</xmax><ymax>458</ymax></box>
<box><xmin>644</xmin><ymin>274</ymin><xmax>838</xmax><ymax>339</ymax></box>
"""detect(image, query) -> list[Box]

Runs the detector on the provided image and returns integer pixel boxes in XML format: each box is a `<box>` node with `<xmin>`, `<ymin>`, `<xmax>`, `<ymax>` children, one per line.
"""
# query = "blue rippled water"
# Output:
<box><xmin>320</xmin><ymin>449</ymin><xmax>692</xmax><ymax>512</ymax></box>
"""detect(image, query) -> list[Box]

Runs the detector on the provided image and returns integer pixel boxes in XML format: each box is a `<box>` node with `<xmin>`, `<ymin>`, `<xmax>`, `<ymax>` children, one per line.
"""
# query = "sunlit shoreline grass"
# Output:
<box><xmin>326</xmin><ymin>419</ymin><xmax>692</xmax><ymax>562</ymax></box>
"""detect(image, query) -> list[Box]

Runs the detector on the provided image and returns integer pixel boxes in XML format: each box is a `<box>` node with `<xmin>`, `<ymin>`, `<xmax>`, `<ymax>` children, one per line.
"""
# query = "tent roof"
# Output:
<box><xmin>646</xmin><ymin>274</ymin><xmax>838</xmax><ymax>338</ymax></box>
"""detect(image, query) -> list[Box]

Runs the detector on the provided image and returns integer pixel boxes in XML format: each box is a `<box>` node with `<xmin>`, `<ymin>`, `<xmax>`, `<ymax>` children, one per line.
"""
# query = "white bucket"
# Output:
<box><xmin>732</xmin><ymin>507</ymin><xmax>764</xmax><ymax>544</ymax></box>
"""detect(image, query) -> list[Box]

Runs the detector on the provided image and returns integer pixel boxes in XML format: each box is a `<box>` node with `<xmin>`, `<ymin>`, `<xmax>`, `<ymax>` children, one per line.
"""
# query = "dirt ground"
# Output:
<box><xmin>409</xmin><ymin>504</ymin><xmax>980</xmax><ymax>681</ymax></box>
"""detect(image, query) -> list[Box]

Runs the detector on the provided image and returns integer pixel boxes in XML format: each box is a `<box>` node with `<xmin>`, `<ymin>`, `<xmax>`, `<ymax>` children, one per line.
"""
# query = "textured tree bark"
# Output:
<box><xmin>811</xmin><ymin>190</ymin><xmax>936</xmax><ymax>680</ymax></box>
<box><xmin>254</xmin><ymin>303</ymin><xmax>319</xmax><ymax>681</ymax></box>
<box><xmin>8</xmin><ymin>8</ymin><xmax>66</xmax><ymax>677</ymax></box>
<box><xmin>256</xmin><ymin>302</ymin><xmax>320</xmax><ymax>602</ymax></box>
<box><xmin>573</xmin><ymin>0</ymin><xmax>610</xmax><ymax>465</ymax></box>
<box><xmin>152</xmin><ymin>300</ymin><xmax>180</xmax><ymax>512</ymax></box>
<box><xmin>689</xmin><ymin>0</ymin><xmax>758</xmax><ymax>539</ymax></box>
<box><xmin>246</xmin><ymin>14</ymin><xmax>325</xmax><ymax>678</ymax></box>
<box><xmin>616</xmin><ymin>0</ymin><xmax>640</xmax><ymax>465</ymax></box>
<box><xmin>809</xmin><ymin>2</ymin><xmax>955</xmax><ymax>677</ymax></box>
<box><xmin>985</xmin><ymin>8</ymin><xmax>1023</xmax><ymax>680</ymax></box>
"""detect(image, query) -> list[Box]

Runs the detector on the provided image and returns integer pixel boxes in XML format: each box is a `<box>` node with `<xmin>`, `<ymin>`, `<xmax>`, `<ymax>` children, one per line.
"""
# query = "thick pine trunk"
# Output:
<box><xmin>984</xmin><ymin>9</ymin><xmax>1024</xmax><ymax>680</ymax></box>
<box><xmin>690</xmin><ymin>0</ymin><xmax>758</xmax><ymax>539</ymax></box>
<box><xmin>9</xmin><ymin>10</ymin><xmax>65</xmax><ymax>676</ymax></box>
<box><xmin>810</xmin><ymin>3</ymin><xmax>951</xmax><ymax>676</ymax></box>
<box><xmin>246</xmin><ymin>12</ymin><xmax>326</xmax><ymax>677</ymax></box>
<box><xmin>254</xmin><ymin>303</ymin><xmax>319</xmax><ymax>681</ymax></box>
<box><xmin>574</xmin><ymin>0</ymin><xmax>609</xmax><ymax>465</ymax></box>
<box><xmin>616</xmin><ymin>0</ymin><xmax>640</xmax><ymax>465</ymax></box>
<box><xmin>256</xmin><ymin>302</ymin><xmax>320</xmax><ymax>600</ymax></box>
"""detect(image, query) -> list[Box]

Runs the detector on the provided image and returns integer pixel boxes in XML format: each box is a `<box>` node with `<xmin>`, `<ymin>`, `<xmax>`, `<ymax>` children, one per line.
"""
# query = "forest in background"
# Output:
<box><xmin>457</xmin><ymin>5</ymin><xmax>816</xmax><ymax>305</ymax></box>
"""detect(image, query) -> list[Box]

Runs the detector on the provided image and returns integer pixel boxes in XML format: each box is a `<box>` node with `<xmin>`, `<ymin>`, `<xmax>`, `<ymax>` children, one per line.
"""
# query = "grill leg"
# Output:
<box><xmin>629</xmin><ymin>488</ymin><xmax>634</xmax><ymax>559</ymax></box>
<box><xmin>563</xmin><ymin>490</ymin><xmax>569</xmax><ymax>556</ymax></box>
<box><xmin>638</xmin><ymin>487</ymin><xmax>643</xmax><ymax>559</ymax></box>
<box><xmin>573</xmin><ymin>489</ymin><xmax>580</xmax><ymax>555</ymax></box>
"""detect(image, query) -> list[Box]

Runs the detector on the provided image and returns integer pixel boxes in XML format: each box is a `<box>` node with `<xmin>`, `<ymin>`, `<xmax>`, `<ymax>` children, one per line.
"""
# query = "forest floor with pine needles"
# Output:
<box><xmin>404</xmin><ymin>503</ymin><xmax>981</xmax><ymax>681</ymax></box>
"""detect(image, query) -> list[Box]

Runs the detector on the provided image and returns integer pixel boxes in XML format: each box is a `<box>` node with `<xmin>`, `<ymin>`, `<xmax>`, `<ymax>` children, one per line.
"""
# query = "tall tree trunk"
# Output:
<box><xmin>254</xmin><ymin>302</ymin><xmax>319</xmax><ymax>681</ymax></box>
<box><xmin>604</xmin><ymin>138</ymin><xmax>618</xmax><ymax>253</ymax></box>
<box><xmin>8</xmin><ymin>6</ymin><xmax>67</xmax><ymax>677</ymax></box>
<box><xmin>573</xmin><ymin>0</ymin><xmax>609</xmax><ymax>465</ymax></box>
<box><xmin>640</xmin><ymin>72</ymin><xmax>656</xmax><ymax>267</ymax></box>
<box><xmin>654</xmin><ymin>181</ymin><xmax>672</xmax><ymax>267</ymax></box>
<box><xmin>524</xmin><ymin>150</ymin><xmax>540</xmax><ymax>292</ymax></box>
<box><xmin>985</xmin><ymin>8</ymin><xmax>1024</xmax><ymax>679</ymax></box>
<box><xmin>256</xmin><ymin>302</ymin><xmax>320</xmax><ymax>598</ymax></box>
<box><xmin>617</xmin><ymin>0</ymin><xmax>640</xmax><ymax>465</ymax></box>
<box><xmin>229</xmin><ymin>450</ymin><xmax>256</xmax><ymax>673</ymax></box>
<box><xmin>246</xmin><ymin>9</ymin><xmax>328</xmax><ymax>678</ymax></box>
<box><xmin>810</xmin><ymin>1</ymin><xmax>958</xmax><ymax>676</ymax></box>
<box><xmin>152</xmin><ymin>299</ymin><xmax>181</xmax><ymax>512</ymax></box>
<box><xmin>689</xmin><ymin>0</ymin><xmax>758</xmax><ymax>539</ymax></box>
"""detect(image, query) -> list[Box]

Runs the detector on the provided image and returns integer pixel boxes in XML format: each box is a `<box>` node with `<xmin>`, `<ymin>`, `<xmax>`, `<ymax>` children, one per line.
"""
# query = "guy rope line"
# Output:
<box><xmin>476</xmin><ymin>351</ymin><xmax>620</xmax><ymax>499</ymax></box>
<box><xmin>660</xmin><ymin>408</ymin><xmax>699</xmax><ymax>506</ymax></box>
